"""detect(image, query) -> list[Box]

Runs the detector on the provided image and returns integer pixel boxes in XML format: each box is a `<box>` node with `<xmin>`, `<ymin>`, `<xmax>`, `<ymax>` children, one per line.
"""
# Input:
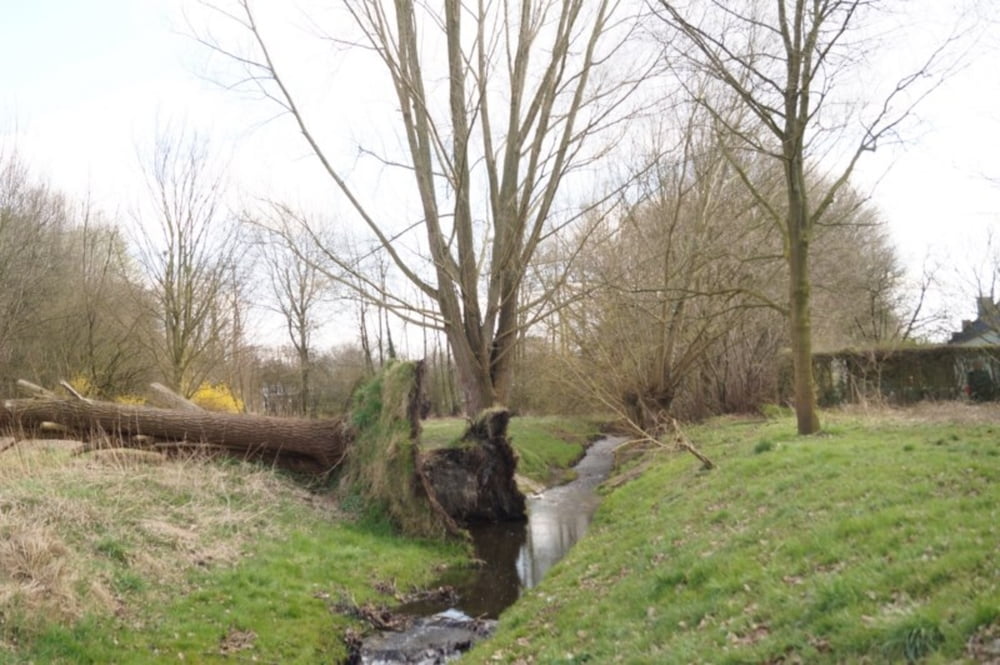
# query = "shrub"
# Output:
<box><xmin>191</xmin><ymin>383</ymin><xmax>244</xmax><ymax>413</ymax></box>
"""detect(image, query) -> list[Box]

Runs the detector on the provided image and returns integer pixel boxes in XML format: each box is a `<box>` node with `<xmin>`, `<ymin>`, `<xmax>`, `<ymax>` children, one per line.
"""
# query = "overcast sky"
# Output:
<box><xmin>2</xmin><ymin>0</ymin><xmax>999</xmax><ymax>342</ymax></box>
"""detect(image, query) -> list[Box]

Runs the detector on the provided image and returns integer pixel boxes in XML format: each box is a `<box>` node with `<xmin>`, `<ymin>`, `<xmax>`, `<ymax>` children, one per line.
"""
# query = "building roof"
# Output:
<box><xmin>949</xmin><ymin>297</ymin><xmax>1000</xmax><ymax>346</ymax></box>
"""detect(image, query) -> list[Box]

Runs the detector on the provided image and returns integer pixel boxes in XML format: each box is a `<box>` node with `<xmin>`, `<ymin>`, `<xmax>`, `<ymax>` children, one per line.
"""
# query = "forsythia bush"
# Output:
<box><xmin>68</xmin><ymin>375</ymin><xmax>95</xmax><ymax>397</ymax></box>
<box><xmin>191</xmin><ymin>383</ymin><xmax>244</xmax><ymax>413</ymax></box>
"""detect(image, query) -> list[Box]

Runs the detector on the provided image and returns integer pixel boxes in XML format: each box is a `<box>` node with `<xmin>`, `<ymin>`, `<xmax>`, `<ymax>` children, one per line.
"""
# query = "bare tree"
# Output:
<box><xmin>652</xmin><ymin>0</ymin><xmax>961</xmax><ymax>433</ymax></box>
<box><xmin>254</xmin><ymin>209</ymin><xmax>335</xmax><ymax>416</ymax></box>
<box><xmin>565</xmin><ymin>107</ymin><xmax>783</xmax><ymax>428</ymax></box>
<box><xmin>133</xmin><ymin>127</ymin><xmax>243</xmax><ymax>397</ymax></box>
<box><xmin>0</xmin><ymin>147</ymin><xmax>73</xmax><ymax>392</ymax></box>
<box><xmin>193</xmin><ymin>0</ymin><xmax>652</xmax><ymax>415</ymax></box>
<box><xmin>53</xmin><ymin>207</ymin><xmax>156</xmax><ymax>397</ymax></box>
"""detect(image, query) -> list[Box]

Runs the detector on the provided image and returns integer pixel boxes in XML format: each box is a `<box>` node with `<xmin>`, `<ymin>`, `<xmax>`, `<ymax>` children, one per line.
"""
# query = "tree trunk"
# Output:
<box><xmin>147</xmin><ymin>382</ymin><xmax>204</xmax><ymax>411</ymax></box>
<box><xmin>448</xmin><ymin>325</ymin><xmax>497</xmax><ymax>416</ymax></box>
<box><xmin>2</xmin><ymin>396</ymin><xmax>349</xmax><ymax>472</ymax></box>
<box><xmin>622</xmin><ymin>388</ymin><xmax>674</xmax><ymax>434</ymax></box>
<box><xmin>788</xmin><ymin>227</ymin><xmax>820</xmax><ymax>434</ymax></box>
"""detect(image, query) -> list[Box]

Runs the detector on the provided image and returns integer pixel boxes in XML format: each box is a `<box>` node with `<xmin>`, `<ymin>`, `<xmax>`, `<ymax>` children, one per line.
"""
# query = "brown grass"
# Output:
<box><xmin>0</xmin><ymin>436</ymin><xmax>333</xmax><ymax>637</ymax></box>
<box><xmin>0</xmin><ymin>526</ymin><xmax>92</xmax><ymax>629</ymax></box>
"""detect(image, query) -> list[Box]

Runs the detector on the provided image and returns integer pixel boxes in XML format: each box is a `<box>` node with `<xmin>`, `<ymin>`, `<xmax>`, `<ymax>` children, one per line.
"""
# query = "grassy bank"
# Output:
<box><xmin>0</xmin><ymin>414</ymin><xmax>599</xmax><ymax>663</ymax></box>
<box><xmin>466</xmin><ymin>405</ymin><xmax>1000</xmax><ymax>664</ymax></box>
<box><xmin>0</xmin><ymin>441</ymin><xmax>469</xmax><ymax>664</ymax></box>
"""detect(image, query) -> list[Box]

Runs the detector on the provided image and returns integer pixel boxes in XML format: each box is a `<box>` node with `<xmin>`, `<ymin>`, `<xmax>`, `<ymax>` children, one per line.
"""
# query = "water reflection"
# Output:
<box><xmin>516</xmin><ymin>493</ymin><xmax>594</xmax><ymax>588</ymax></box>
<box><xmin>515</xmin><ymin>435</ymin><xmax>619</xmax><ymax>589</ymax></box>
<box><xmin>400</xmin><ymin>436</ymin><xmax>623</xmax><ymax>619</ymax></box>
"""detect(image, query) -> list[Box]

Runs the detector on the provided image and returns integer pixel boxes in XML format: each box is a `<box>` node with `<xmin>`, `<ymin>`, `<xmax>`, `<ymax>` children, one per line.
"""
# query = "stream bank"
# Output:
<box><xmin>351</xmin><ymin>435</ymin><xmax>625</xmax><ymax>664</ymax></box>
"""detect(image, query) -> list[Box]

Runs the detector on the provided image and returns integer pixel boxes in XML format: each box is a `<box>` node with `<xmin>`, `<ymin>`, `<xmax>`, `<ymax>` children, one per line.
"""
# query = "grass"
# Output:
<box><xmin>422</xmin><ymin>414</ymin><xmax>604</xmax><ymax>485</ymax></box>
<box><xmin>0</xmin><ymin>438</ymin><xmax>466</xmax><ymax>664</ymax></box>
<box><xmin>0</xmin><ymin>412</ymin><xmax>602</xmax><ymax>663</ymax></box>
<box><xmin>464</xmin><ymin>405</ymin><xmax>1000</xmax><ymax>664</ymax></box>
<box><xmin>12</xmin><ymin>405</ymin><xmax>993</xmax><ymax>663</ymax></box>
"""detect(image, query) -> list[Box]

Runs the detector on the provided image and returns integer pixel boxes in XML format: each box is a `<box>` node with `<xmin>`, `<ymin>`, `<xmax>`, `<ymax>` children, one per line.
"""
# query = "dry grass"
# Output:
<box><xmin>0</xmin><ymin>435</ymin><xmax>331</xmax><ymax>640</ymax></box>
<box><xmin>0</xmin><ymin>526</ymin><xmax>88</xmax><ymax>630</ymax></box>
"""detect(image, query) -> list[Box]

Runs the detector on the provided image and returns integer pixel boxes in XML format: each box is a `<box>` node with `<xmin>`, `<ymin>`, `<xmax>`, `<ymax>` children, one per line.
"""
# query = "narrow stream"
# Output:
<box><xmin>354</xmin><ymin>435</ymin><xmax>624</xmax><ymax>664</ymax></box>
<box><xmin>399</xmin><ymin>434</ymin><xmax>623</xmax><ymax>618</ymax></box>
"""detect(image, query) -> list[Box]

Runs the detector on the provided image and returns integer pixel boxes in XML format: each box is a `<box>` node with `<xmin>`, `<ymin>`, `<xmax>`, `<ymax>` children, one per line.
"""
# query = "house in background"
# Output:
<box><xmin>949</xmin><ymin>297</ymin><xmax>1000</xmax><ymax>346</ymax></box>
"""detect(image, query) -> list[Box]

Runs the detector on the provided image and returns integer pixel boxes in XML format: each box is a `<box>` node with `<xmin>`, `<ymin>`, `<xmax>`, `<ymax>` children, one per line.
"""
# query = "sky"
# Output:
<box><xmin>1</xmin><ymin>0</ymin><xmax>999</xmax><ymax>344</ymax></box>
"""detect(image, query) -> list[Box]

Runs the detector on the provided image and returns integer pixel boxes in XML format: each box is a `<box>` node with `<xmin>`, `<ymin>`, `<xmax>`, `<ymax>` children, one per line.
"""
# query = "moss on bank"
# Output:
<box><xmin>339</xmin><ymin>362</ymin><xmax>456</xmax><ymax>539</ymax></box>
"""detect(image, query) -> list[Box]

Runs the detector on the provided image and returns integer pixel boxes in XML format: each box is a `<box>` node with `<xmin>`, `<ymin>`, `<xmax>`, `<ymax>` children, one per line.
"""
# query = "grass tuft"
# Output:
<box><xmin>882</xmin><ymin>616</ymin><xmax>945</xmax><ymax>663</ymax></box>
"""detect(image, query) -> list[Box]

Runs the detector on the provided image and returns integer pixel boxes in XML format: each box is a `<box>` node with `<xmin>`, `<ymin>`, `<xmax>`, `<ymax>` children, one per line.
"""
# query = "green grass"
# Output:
<box><xmin>422</xmin><ymin>414</ymin><xmax>603</xmax><ymax>485</ymax></box>
<box><xmin>25</xmin><ymin>518</ymin><xmax>466</xmax><ymax>665</ymax></box>
<box><xmin>464</xmin><ymin>410</ymin><xmax>1000</xmax><ymax>664</ymax></box>
<box><xmin>0</xmin><ymin>442</ymin><xmax>465</xmax><ymax>664</ymax></box>
<box><xmin>0</xmin><ymin>411</ymin><xmax>600</xmax><ymax>663</ymax></box>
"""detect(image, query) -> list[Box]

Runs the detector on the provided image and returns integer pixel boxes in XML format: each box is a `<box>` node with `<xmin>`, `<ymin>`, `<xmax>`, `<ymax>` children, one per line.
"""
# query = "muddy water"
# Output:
<box><xmin>398</xmin><ymin>435</ymin><xmax>625</xmax><ymax>619</ymax></box>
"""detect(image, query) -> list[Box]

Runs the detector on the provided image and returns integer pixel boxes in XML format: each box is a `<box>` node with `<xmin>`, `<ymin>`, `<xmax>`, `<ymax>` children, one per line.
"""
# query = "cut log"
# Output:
<box><xmin>2</xmin><ymin>396</ymin><xmax>350</xmax><ymax>473</ymax></box>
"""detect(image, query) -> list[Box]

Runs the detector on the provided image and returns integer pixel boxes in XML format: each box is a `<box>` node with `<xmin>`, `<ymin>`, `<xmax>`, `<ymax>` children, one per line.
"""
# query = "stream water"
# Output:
<box><xmin>354</xmin><ymin>435</ymin><xmax>625</xmax><ymax>664</ymax></box>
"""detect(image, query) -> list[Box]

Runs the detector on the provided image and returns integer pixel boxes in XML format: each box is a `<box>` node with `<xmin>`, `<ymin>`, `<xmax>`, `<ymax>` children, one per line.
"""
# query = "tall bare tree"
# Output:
<box><xmin>254</xmin><ymin>209</ymin><xmax>335</xmax><ymax>416</ymax></box>
<box><xmin>134</xmin><ymin>128</ymin><xmax>243</xmax><ymax>397</ymax></box>
<box><xmin>653</xmin><ymin>0</ymin><xmax>960</xmax><ymax>433</ymax></box>
<box><xmin>195</xmin><ymin>0</ymin><xmax>651</xmax><ymax>415</ymax></box>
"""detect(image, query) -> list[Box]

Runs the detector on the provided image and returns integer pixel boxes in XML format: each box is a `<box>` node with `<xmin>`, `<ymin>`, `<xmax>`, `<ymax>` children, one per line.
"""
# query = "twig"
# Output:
<box><xmin>16</xmin><ymin>379</ymin><xmax>56</xmax><ymax>398</ymax></box>
<box><xmin>665</xmin><ymin>416</ymin><xmax>715</xmax><ymax>470</ymax></box>
<box><xmin>59</xmin><ymin>380</ymin><xmax>92</xmax><ymax>403</ymax></box>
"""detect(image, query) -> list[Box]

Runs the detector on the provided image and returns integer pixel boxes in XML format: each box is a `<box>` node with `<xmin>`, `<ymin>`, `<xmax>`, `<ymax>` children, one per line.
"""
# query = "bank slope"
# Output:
<box><xmin>466</xmin><ymin>409</ymin><xmax>1000</xmax><ymax>664</ymax></box>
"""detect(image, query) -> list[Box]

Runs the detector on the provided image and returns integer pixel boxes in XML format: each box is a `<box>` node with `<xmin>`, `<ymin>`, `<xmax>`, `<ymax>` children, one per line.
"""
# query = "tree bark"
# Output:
<box><xmin>2</xmin><ymin>396</ymin><xmax>349</xmax><ymax>472</ymax></box>
<box><xmin>788</xmin><ymin>235</ymin><xmax>820</xmax><ymax>434</ymax></box>
<box><xmin>147</xmin><ymin>382</ymin><xmax>204</xmax><ymax>411</ymax></box>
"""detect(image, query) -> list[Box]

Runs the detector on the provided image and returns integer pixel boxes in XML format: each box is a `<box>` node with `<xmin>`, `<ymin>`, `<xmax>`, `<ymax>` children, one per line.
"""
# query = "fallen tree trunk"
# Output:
<box><xmin>2</xmin><ymin>395</ymin><xmax>350</xmax><ymax>472</ymax></box>
<box><xmin>2</xmin><ymin>363</ymin><xmax>526</xmax><ymax>537</ymax></box>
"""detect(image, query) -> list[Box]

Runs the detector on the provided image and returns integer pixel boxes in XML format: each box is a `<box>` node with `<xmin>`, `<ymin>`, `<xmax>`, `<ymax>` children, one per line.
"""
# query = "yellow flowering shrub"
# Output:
<box><xmin>68</xmin><ymin>375</ymin><xmax>95</xmax><ymax>397</ymax></box>
<box><xmin>190</xmin><ymin>383</ymin><xmax>244</xmax><ymax>413</ymax></box>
